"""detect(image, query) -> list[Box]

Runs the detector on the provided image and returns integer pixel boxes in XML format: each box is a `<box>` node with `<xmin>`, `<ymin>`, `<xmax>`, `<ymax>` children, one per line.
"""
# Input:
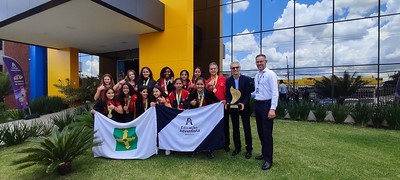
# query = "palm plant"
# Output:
<box><xmin>315</xmin><ymin>71</ymin><xmax>368</xmax><ymax>104</ymax></box>
<box><xmin>13</xmin><ymin>126</ymin><xmax>99</xmax><ymax>175</ymax></box>
<box><xmin>51</xmin><ymin>111</ymin><xmax>76</xmax><ymax>132</ymax></box>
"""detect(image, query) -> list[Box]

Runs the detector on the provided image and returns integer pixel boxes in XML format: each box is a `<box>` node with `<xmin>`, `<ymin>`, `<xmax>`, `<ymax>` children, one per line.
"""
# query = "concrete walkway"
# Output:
<box><xmin>0</xmin><ymin>107</ymin><xmax>79</xmax><ymax>128</ymax></box>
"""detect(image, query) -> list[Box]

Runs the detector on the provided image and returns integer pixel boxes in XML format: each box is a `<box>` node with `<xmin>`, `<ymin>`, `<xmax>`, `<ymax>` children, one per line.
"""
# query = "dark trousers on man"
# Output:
<box><xmin>255</xmin><ymin>100</ymin><xmax>274</xmax><ymax>164</ymax></box>
<box><xmin>230</xmin><ymin>108</ymin><xmax>253</xmax><ymax>152</ymax></box>
<box><xmin>224</xmin><ymin>109</ymin><xmax>230</xmax><ymax>149</ymax></box>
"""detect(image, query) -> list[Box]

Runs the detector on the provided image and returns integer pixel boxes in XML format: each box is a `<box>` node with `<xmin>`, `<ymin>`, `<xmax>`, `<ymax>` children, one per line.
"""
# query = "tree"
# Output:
<box><xmin>315</xmin><ymin>71</ymin><xmax>368</xmax><ymax>104</ymax></box>
<box><xmin>0</xmin><ymin>72</ymin><xmax>13</xmax><ymax>103</ymax></box>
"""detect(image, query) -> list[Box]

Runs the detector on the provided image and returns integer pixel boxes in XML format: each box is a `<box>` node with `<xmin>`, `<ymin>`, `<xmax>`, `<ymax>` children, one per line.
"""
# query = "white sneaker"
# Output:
<box><xmin>165</xmin><ymin>150</ymin><xmax>171</xmax><ymax>155</ymax></box>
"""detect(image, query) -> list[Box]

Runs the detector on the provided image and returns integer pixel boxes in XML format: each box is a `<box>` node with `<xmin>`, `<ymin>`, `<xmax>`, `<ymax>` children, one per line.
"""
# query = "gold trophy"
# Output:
<box><xmin>228</xmin><ymin>86</ymin><xmax>242</xmax><ymax>110</ymax></box>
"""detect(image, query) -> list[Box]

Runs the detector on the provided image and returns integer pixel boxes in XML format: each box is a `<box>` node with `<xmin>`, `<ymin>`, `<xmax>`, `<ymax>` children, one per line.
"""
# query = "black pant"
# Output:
<box><xmin>224</xmin><ymin>110</ymin><xmax>230</xmax><ymax>148</ymax></box>
<box><xmin>230</xmin><ymin>108</ymin><xmax>253</xmax><ymax>152</ymax></box>
<box><xmin>255</xmin><ymin>100</ymin><xmax>274</xmax><ymax>164</ymax></box>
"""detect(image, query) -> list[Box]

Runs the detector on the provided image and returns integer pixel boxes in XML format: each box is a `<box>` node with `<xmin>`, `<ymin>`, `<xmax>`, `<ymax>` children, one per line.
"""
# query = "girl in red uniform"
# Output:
<box><xmin>188</xmin><ymin>66</ymin><xmax>203</xmax><ymax>92</ymax></box>
<box><xmin>135</xmin><ymin>86</ymin><xmax>151</xmax><ymax>118</ymax></box>
<box><xmin>179</xmin><ymin>70</ymin><xmax>190</xmax><ymax>90</ymax></box>
<box><xmin>94</xmin><ymin>74</ymin><xmax>116</xmax><ymax>101</ymax></box>
<box><xmin>168</xmin><ymin>78</ymin><xmax>190</xmax><ymax>110</ymax></box>
<box><xmin>157</xmin><ymin>67</ymin><xmax>175</xmax><ymax>95</ymax></box>
<box><xmin>114</xmin><ymin>69</ymin><xmax>138</xmax><ymax>94</ymax></box>
<box><xmin>117</xmin><ymin>83</ymin><xmax>137</xmax><ymax>121</ymax></box>
<box><xmin>92</xmin><ymin>87</ymin><xmax>124</xmax><ymax>122</ymax></box>
<box><xmin>150</xmin><ymin>85</ymin><xmax>172</xmax><ymax>108</ymax></box>
<box><xmin>183</xmin><ymin>77</ymin><xmax>220</xmax><ymax>159</ymax></box>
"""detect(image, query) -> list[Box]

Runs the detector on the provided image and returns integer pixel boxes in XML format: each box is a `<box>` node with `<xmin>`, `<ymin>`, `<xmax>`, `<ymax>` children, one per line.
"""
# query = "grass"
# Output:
<box><xmin>1</xmin><ymin>119</ymin><xmax>400</xmax><ymax>179</ymax></box>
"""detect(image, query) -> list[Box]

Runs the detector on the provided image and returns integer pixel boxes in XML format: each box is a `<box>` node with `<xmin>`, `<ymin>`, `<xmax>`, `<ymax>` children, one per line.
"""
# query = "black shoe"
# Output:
<box><xmin>207</xmin><ymin>151</ymin><xmax>215</xmax><ymax>159</ymax></box>
<box><xmin>231</xmin><ymin>149</ymin><xmax>241</xmax><ymax>156</ymax></box>
<box><xmin>245</xmin><ymin>151</ymin><xmax>252</xmax><ymax>159</ymax></box>
<box><xmin>261</xmin><ymin>161</ymin><xmax>272</xmax><ymax>170</ymax></box>
<box><xmin>224</xmin><ymin>146</ymin><xmax>230</xmax><ymax>152</ymax></box>
<box><xmin>255</xmin><ymin>155</ymin><xmax>264</xmax><ymax>160</ymax></box>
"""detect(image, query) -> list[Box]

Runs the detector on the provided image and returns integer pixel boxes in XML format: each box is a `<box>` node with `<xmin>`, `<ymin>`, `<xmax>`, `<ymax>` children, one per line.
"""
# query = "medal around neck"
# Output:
<box><xmin>228</xmin><ymin>86</ymin><xmax>242</xmax><ymax>109</ymax></box>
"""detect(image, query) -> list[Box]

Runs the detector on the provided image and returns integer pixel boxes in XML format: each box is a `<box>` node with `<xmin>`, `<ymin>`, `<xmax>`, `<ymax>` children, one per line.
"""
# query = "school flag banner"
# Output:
<box><xmin>92</xmin><ymin>107</ymin><xmax>158</xmax><ymax>159</ymax></box>
<box><xmin>156</xmin><ymin>102</ymin><xmax>224</xmax><ymax>152</ymax></box>
<box><xmin>2</xmin><ymin>56</ymin><xmax>29</xmax><ymax>109</ymax></box>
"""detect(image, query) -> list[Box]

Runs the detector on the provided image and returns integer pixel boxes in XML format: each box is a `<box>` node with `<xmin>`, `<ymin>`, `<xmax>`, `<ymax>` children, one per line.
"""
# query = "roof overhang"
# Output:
<box><xmin>0</xmin><ymin>0</ymin><xmax>164</xmax><ymax>54</ymax></box>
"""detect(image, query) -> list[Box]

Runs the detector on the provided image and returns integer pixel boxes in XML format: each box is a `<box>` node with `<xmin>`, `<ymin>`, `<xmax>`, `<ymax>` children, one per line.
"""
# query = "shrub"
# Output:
<box><xmin>73</xmin><ymin>104</ymin><xmax>92</xmax><ymax>115</ymax></box>
<box><xmin>385</xmin><ymin>102</ymin><xmax>400</xmax><ymax>130</ymax></box>
<box><xmin>71</xmin><ymin>113</ymin><xmax>94</xmax><ymax>129</ymax></box>
<box><xmin>351</xmin><ymin>103</ymin><xmax>372</xmax><ymax>126</ymax></box>
<box><xmin>5</xmin><ymin>109</ymin><xmax>26</xmax><ymax>121</ymax></box>
<box><xmin>331</xmin><ymin>104</ymin><xmax>350</xmax><ymax>124</ymax></box>
<box><xmin>51</xmin><ymin>111</ymin><xmax>76</xmax><ymax>132</ymax></box>
<box><xmin>298</xmin><ymin>102</ymin><xmax>312</xmax><ymax>121</ymax></box>
<box><xmin>1</xmin><ymin>122</ymin><xmax>43</xmax><ymax>146</ymax></box>
<box><xmin>30</xmin><ymin>96</ymin><xmax>68</xmax><ymax>115</ymax></box>
<box><xmin>54</xmin><ymin>77</ymin><xmax>98</xmax><ymax>106</ymax></box>
<box><xmin>371</xmin><ymin>104</ymin><xmax>386</xmax><ymax>128</ymax></box>
<box><xmin>13</xmin><ymin>126</ymin><xmax>100</xmax><ymax>175</ymax></box>
<box><xmin>313</xmin><ymin>104</ymin><xmax>327</xmax><ymax>122</ymax></box>
<box><xmin>275</xmin><ymin>100</ymin><xmax>286</xmax><ymax>119</ymax></box>
<box><xmin>287</xmin><ymin>103</ymin><xmax>300</xmax><ymax>120</ymax></box>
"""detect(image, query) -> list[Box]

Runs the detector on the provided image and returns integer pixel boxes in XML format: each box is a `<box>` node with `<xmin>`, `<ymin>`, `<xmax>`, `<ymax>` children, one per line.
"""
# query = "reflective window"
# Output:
<box><xmin>295</xmin><ymin>0</ymin><xmax>333</xmax><ymax>26</ymax></box>
<box><xmin>222</xmin><ymin>37</ymin><xmax>233</xmax><ymax>72</ymax></box>
<box><xmin>263</xmin><ymin>0</ymin><xmax>293</xmax><ymax>30</ymax></box>
<box><xmin>262</xmin><ymin>29</ymin><xmax>294</xmax><ymax>69</ymax></box>
<box><xmin>381</xmin><ymin>0</ymin><xmax>400</xmax><ymax>15</ymax></box>
<box><xmin>334</xmin><ymin>18</ymin><xmax>378</xmax><ymax>66</ymax></box>
<box><xmin>78</xmin><ymin>53</ymin><xmax>99</xmax><ymax>77</ymax></box>
<box><xmin>232</xmin><ymin>32</ymin><xmax>260</xmax><ymax>70</ymax></box>
<box><xmin>233</xmin><ymin>0</ymin><xmax>260</xmax><ymax>34</ymax></box>
<box><xmin>295</xmin><ymin>24</ymin><xmax>332</xmax><ymax>67</ymax></box>
<box><xmin>334</xmin><ymin>0</ymin><xmax>379</xmax><ymax>21</ymax></box>
<box><xmin>222</xmin><ymin>4</ymin><xmax>232</xmax><ymax>37</ymax></box>
<box><xmin>380</xmin><ymin>15</ymin><xmax>400</xmax><ymax>64</ymax></box>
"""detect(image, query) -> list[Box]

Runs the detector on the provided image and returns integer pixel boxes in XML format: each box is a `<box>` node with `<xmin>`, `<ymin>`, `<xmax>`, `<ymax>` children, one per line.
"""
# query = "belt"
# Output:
<box><xmin>255</xmin><ymin>99</ymin><xmax>271</xmax><ymax>103</ymax></box>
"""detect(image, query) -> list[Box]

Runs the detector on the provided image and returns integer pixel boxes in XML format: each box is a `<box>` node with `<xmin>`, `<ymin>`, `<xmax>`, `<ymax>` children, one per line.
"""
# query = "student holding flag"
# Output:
<box><xmin>168</xmin><ymin>78</ymin><xmax>190</xmax><ymax>109</ymax></box>
<box><xmin>135</xmin><ymin>86</ymin><xmax>151</xmax><ymax>117</ymax></box>
<box><xmin>117</xmin><ymin>83</ymin><xmax>137</xmax><ymax>121</ymax></box>
<box><xmin>138</xmin><ymin>67</ymin><xmax>157</xmax><ymax>95</ymax></box>
<box><xmin>150</xmin><ymin>85</ymin><xmax>172</xmax><ymax>108</ymax></box>
<box><xmin>92</xmin><ymin>87</ymin><xmax>124</xmax><ymax>122</ymax></box>
<box><xmin>206</xmin><ymin>62</ymin><xmax>229</xmax><ymax>152</ymax></box>
<box><xmin>184</xmin><ymin>77</ymin><xmax>220</xmax><ymax>159</ymax></box>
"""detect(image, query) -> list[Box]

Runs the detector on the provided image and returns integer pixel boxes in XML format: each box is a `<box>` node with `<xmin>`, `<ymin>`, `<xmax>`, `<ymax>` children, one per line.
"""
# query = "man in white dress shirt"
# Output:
<box><xmin>253</xmin><ymin>54</ymin><xmax>279</xmax><ymax>170</ymax></box>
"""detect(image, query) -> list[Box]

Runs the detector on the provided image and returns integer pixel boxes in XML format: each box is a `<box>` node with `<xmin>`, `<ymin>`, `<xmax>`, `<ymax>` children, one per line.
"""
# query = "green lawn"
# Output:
<box><xmin>1</xmin><ymin>119</ymin><xmax>400</xmax><ymax>180</ymax></box>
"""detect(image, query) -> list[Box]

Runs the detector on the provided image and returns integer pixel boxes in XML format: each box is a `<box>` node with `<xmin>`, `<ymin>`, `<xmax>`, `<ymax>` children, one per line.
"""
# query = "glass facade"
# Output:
<box><xmin>78</xmin><ymin>53</ymin><xmax>99</xmax><ymax>78</ymax></box>
<box><xmin>217</xmin><ymin>0</ymin><xmax>400</xmax><ymax>102</ymax></box>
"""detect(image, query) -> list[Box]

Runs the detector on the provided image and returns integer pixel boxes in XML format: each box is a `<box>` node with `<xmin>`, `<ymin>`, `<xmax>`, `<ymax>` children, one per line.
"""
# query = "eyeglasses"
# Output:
<box><xmin>231</xmin><ymin>66</ymin><xmax>240</xmax><ymax>70</ymax></box>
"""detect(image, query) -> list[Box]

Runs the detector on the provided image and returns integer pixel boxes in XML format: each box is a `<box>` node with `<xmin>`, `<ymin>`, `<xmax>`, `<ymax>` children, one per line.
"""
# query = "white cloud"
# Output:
<box><xmin>226</xmin><ymin>0</ymin><xmax>249</xmax><ymax>14</ymax></box>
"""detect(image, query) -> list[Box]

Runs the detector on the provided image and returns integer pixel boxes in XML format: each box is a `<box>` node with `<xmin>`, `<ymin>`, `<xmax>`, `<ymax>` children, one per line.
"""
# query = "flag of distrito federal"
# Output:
<box><xmin>156</xmin><ymin>102</ymin><xmax>224</xmax><ymax>152</ymax></box>
<box><xmin>93</xmin><ymin>107</ymin><xmax>157</xmax><ymax>159</ymax></box>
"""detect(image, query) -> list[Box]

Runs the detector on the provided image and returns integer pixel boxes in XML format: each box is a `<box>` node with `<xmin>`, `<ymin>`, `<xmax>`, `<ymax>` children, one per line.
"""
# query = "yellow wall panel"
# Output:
<box><xmin>47</xmin><ymin>48</ymin><xmax>79</xmax><ymax>96</ymax></box>
<box><xmin>140</xmin><ymin>0</ymin><xmax>194</xmax><ymax>80</ymax></box>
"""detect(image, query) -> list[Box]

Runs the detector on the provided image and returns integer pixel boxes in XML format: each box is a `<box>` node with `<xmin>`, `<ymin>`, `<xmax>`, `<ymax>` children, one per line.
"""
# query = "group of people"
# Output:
<box><xmin>91</xmin><ymin>54</ymin><xmax>279</xmax><ymax>170</ymax></box>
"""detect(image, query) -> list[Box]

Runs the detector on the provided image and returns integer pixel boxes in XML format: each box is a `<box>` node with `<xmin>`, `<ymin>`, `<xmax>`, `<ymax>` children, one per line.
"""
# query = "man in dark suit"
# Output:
<box><xmin>225</xmin><ymin>61</ymin><xmax>253</xmax><ymax>159</ymax></box>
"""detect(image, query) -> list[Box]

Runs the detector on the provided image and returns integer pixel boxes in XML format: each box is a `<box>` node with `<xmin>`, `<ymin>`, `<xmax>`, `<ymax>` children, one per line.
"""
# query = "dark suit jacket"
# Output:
<box><xmin>226</xmin><ymin>74</ymin><xmax>251</xmax><ymax>111</ymax></box>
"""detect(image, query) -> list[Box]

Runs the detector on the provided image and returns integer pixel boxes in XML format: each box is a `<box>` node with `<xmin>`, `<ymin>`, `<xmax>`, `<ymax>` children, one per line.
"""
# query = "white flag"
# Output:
<box><xmin>93</xmin><ymin>107</ymin><xmax>157</xmax><ymax>159</ymax></box>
